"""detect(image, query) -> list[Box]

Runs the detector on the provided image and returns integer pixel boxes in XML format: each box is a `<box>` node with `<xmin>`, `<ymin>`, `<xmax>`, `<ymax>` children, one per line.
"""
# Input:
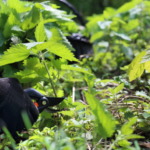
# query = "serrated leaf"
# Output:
<box><xmin>84</xmin><ymin>91</ymin><xmax>116</xmax><ymax>138</ymax></box>
<box><xmin>121</xmin><ymin>117</ymin><xmax>137</xmax><ymax>135</ymax></box>
<box><xmin>47</xmin><ymin>42</ymin><xmax>78</xmax><ymax>61</ymax></box>
<box><xmin>46</xmin><ymin>27</ymin><xmax>75</xmax><ymax>52</ymax></box>
<box><xmin>0</xmin><ymin>2</ymin><xmax>11</xmax><ymax>15</ymax></box>
<box><xmin>3</xmin><ymin>12</ymin><xmax>21</xmax><ymax>38</ymax></box>
<box><xmin>127</xmin><ymin>51</ymin><xmax>146</xmax><ymax>81</ymax></box>
<box><xmin>21</xmin><ymin>4</ymin><xmax>40</xmax><ymax>30</ymax></box>
<box><xmin>35</xmin><ymin>20</ymin><xmax>46</xmax><ymax>42</ymax></box>
<box><xmin>7</xmin><ymin>0</ymin><xmax>31</xmax><ymax>13</ymax></box>
<box><xmin>14</xmin><ymin>69</ymin><xmax>42</xmax><ymax>83</ymax></box>
<box><xmin>40</xmin><ymin>3</ymin><xmax>74</xmax><ymax>23</ymax></box>
<box><xmin>114</xmin><ymin>83</ymin><xmax>124</xmax><ymax>94</ymax></box>
<box><xmin>61</xmin><ymin>64</ymin><xmax>92</xmax><ymax>74</ymax></box>
<box><xmin>0</xmin><ymin>44</ymin><xmax>30</xmax><ymax>66</ymax></box>
<box><xmin>3</xmin><ymin>65</ymin><xmax>18</xmax><ymax>77</ymax></box>
<box><xmin>23</xmin><ymin>57</ymin><xmax>48</xmax><ymax>77</ymax></box>
<box><xmin>23</xmin><ymin>42</ymin><xmax>43</xmax><ymax>49</ymax></box>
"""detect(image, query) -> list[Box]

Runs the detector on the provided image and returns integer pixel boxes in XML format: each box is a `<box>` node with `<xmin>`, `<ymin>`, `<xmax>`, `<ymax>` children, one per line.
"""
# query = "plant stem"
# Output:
<box><xmin>40</xmin><ymin>51</ymin><xmax>57</xmax><ymax>97</ymax></box>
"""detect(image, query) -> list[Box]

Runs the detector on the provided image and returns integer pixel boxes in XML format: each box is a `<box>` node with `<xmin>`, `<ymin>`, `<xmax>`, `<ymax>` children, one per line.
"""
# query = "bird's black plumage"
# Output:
<box><xmin>0</xmin><ymin>78</ymin><xmax>39</xmax><ymax>138</ymax></box>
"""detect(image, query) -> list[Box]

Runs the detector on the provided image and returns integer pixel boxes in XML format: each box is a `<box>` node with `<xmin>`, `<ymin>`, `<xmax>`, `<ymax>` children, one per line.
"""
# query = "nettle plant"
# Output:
<box><xmin>82</xmin><ymin>0</ymin><xmax>150</xmax><ymax>75</ymax></box>
<box><xmin>0</xmin><ymin>0</ymin><xmax>92</xmax><ymax>95</ymax></box>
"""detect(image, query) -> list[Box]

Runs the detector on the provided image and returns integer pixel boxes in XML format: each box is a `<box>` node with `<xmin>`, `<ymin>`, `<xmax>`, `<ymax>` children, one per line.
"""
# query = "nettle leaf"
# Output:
<box><xmin>23</xmin><ymin>57</ymin><xmax>48</xmax><ymax>77</ymax></box>
<box><xmin>84</xmin><ymin>91</ymin><xmax>116</xmax><ymax>139</ymax></box>
<box><xmin>0</xmin><ymin>44</ymin><xmax>30</xmax><ymax>66</ymax></box>
<box><xmin>61</xmin><ymin>64</ymin><xmax>92</xmax><ymax>74</ymax></box>
<box><xmin>127</xmin><ymin>51</ymin><xmax>146</xmax><ymax>81</ymax></box>
<box><xmin>3</xmin><ymin>65</ymin><xmax>18</xmax><ymax>77</ymax></box>
<box><xmin>121</xmin><ymin>117</ymin><xmax>137</xmax><ymax>135</ymax></box>
<box><xmin>21</xmin><ymin>4</ymin><xmax>40</xmax><ymax>30</ymax></box>
<box><xmin>23</xmin><ymin>42</ymin><xmax>43</xmax><ymax>49</ymax></box>
<box><xmin>3</xmin><ymin>12</ymin><xmax>21</xmax><ymax>38</ymax></box>
<box><xmin>47</xmin><ymin>41</ymin><xmax>78</xmax><ymax>62</ymax></box>
<box><xmin>14</xmin><ymin>69</ymin><xmax>43</xmax><ymax>83</ymax></box>
<box><xmin>0</xmin><ymin>2</ymin><xmax>11</xmax><ymax>15</ymax></box>
<box><xmin>35</xmin><ymin>20</ymin><xmax>46</xmax><ymax>42</ymax></box>
<box><xmin>40</xmin><ymin>3</ymin><xmax>74</xmax><ymax>22</ymax></box>
<box><xmin>7</xmin><ymin>0</ymin><xmax>31</xmax><ymax>13</ymax></box>
<box><xmin>46</xmin><ymin>27</ymin><xmax>75</xmax><ymax>52</ymax></box>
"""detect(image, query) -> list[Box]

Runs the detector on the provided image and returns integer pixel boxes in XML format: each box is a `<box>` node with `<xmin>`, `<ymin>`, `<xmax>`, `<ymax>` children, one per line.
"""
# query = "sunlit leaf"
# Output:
<box><xmin>0</xmin><ymin>44</ymin><xmax>30</xmax><ymax>66</ymax></box>
<box><xmin>84</xmin><ymin>91</ymin><xmax>116</xmax><ymax>139</ymax></box>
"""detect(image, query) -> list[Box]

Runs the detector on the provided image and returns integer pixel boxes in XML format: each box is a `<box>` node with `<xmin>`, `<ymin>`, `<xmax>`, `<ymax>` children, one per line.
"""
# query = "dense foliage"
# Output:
<box><xmin>1</xmin><ymin>0</ymin><xmax>150</xmax><ymax>149</ymax></box>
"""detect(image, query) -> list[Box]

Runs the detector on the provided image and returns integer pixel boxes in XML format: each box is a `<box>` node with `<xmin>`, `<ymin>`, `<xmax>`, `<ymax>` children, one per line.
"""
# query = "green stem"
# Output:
<box><xmin>40</xmin><ymin>51</ymin><xmax>57</xmax><ymax>97</ymax></box>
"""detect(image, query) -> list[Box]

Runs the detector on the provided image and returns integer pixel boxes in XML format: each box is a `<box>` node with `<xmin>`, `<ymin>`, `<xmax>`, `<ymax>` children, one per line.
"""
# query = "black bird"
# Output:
<box><xmin>0</xmin><ymin>78</ymin><xmax>64</xmax><ymax>138</ymax></box>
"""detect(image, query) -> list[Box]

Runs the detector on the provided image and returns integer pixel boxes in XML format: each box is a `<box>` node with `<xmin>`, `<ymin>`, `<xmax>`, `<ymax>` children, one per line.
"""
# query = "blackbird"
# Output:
<box><xmin>0</xmin><ymin>78</ymin><xmax>64</xmax><ymax>138</ymax></box>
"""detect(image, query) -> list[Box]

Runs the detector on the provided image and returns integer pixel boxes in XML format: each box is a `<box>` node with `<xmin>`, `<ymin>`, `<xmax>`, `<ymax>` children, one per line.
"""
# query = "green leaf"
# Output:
<box><xmin>14</xmin><ymin>69</ymin><xmax>42</xmax><ymax>83</ymax></box>
<box><xmin>47</xmin><ymin>27</ymin><xmax>75</xmax><ymax>52</ymax></box>
<box><xmin>90</xmin><ymin>31</ymin><xmax>104</xmax><ymax>42</ymax></box>
<box><xmin>3</xmin><ymin>65</ymin><xmax>18</xmax><ymax>77</ymax></box>
<box><xmin>7</xmin><ymin>0</ymin><xmax>31</xmax><ymax>13</ymax></box>
<box><xmin>114</xmin><ymin>83</ymin><xmax>124</xmax><ymax>94</ymax></box>
<box><xmin>0</xmin><ymin>31</ymin><xmax>6</xmax><ymax>46</ymax></box>
<box><xmin>121</xmin><ymin>46</ymin><xmax>133</xmax><ymax>60</ymax></box>
<box><xmin>127</xmin><ymin>51</ymin><xmax>146</xmax><ymax>81</ymax></box>
<box><xmin>0</xmin><ymin>44</ymin><xmax>30</xmax><ymax>66</ymax></box>
<box><xmin>125</xmin><ymin>134</ymin><xmax>145</xmax><ymax>140</ymax></box>
<box><xmin>40</xmin><ymin>3</ymin><xmax>74</xmax><ymax>23</ymax></box>
<box><xmin>141</xmin><ymin>50</ymin><xmax>150</xmax><ymax>63</ymax></box>
<box><xmin>21</xmin><ymin>4</ymin><xmax>40</xmax><ymax>30</ymax></box>
<box><xmin>61</xmin><ymin>64</ymin><xmax>92</xmax><ymax>74</ymax></box>
<box><xmin>84</xmin><ymin>91</ymin><xmax>116</xmax><ymax>139</ymax></box>
<box><xmin>142</xmin><ymin>112</ymin><xmax>150</xmax><ymax>119</ymax></box>
<box><xmin>118</xmin><ymin>139</ymin><xmax>131</xmax><ymax>147</ymax></box>
<box><xmin>23</xmin><ymin>42</ymin><xmax>43</xmax><ymax>49</ymax></box>
<box><xmin>117</xmin><ymin>0</ymin><xmax>142</xmax><ymax>13</ymax></box>
<box><xmin>59</xmin><ymin>110</ymin><xmax>74</xmax><ymax>117</ymax></box>
<box><xmin>124</xmin><ymin>19</ymin><xmax>139</xmax><ymax>32</ymax></box>
<box><xmin>47</xmin><ymin>42</ymin><xmax>78</xmax><ymax>62</ymax></box>
<box><xmin>35</xmin><ymin>20</ymin><xmax>46</xmax><ymax>42</ymax></box>
<box><xmin>121</xmin><ymin>117</ymin><xmax>137</xmax><ymax>135</ymax></box>
<box><xmin>112</xmin><ymin>32</ymin><xmax>131</xmax><ymax>41</ymax></box>
<box><xmin>3</xmin><ymin>12</ymin><xmax>21</xmax><ymax>38</ymax></box>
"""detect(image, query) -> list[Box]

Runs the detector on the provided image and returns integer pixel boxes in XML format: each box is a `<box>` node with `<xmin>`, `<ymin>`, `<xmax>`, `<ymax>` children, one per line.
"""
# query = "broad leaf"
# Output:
<box><xmin>127</xmin><ymin>51</ymin><xmax>146</xmax><ymax>81</ymax></box>
<box><xmin>47</xmin><ymin>41</ymin><xmax>78</xmax><ymax>61</ymax></box>
<box><xmin>35</xmin><ymin>20</ymin><xmax>46</xmax><ymax>42</ymax></box>
<box><xmin>0</xmin><ymin>44</ymin><xmax>30</xmax><ymax>66</ymax></box>
<box><xmin>121</xmin><ymin>117</ymin><xmax>136</xmax><ymax>135</ymax></box>
<box><xmin>61</xmin><ymin>64</ymin><xmax>92</xmax><ymax>74</ymax></box>
<box><xmin>114</xmin><ymin>83</ymin><xmax>124</xmax><ymax>94</ymax></box>
<box><xmin>84</xmin><ymin>91</ymin><xmax>116</xmax><ymax>139</ymax></box>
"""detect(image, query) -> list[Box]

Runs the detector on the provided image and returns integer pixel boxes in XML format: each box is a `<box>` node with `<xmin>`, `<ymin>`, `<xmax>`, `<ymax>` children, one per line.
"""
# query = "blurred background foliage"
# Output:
<box><xmin>26</xmin><ymin>0</ymin><xmax>131</xmax><ymax>18</ymax></box>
